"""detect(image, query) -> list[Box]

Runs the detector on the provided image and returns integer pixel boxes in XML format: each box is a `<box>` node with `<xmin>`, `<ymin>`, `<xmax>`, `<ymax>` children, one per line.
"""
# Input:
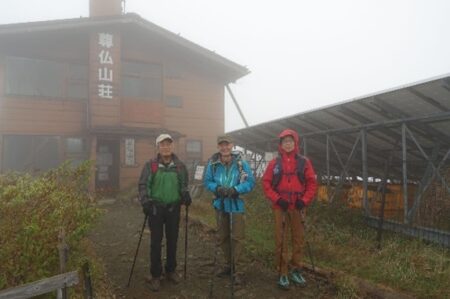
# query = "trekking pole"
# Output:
<box><xmin>209</xmin><ymin>198</ymin><xmax>224</xmax><ymax>298</ymax></box>
<box><xmin>127</xmin><ymin>215</ymin><xmax>148</xmax><ymax>288</ymax></box>
<box><xmin>300</xmin><ymin>209</ymin><xmax>316</xmax><ymax>272</ymax></box>
<box><xmin>229</xmin><ymin>198</ymin><xmax>235</xmax><ymax>299</ymax></box>
<box><xmin>184</xmin><ymin>205</ymin><xmax>189</xmax><ymax>280</ymax></box>
<box><xmin>278</xmin><ymin>210</ymin><xmax>287</xmax><ymax>276</ymax></box>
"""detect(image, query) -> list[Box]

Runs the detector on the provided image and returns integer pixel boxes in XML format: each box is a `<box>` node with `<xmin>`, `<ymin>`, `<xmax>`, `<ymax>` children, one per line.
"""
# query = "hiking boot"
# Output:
<box><xmin>166</xmin><ymin>272</ymin><xmax>181</xmax><ymax>284</ymax></box>
<box><xmin>217</xmin><ymin>266</ymin><xmax>231</xmax><ymax>277</ymax></box>
<box><xmin>147</xmin><ymin>277</ymin><xmax>160</xmax><ymax>292</ymax></box>
<box><xmin>277</xmin><ymin>275</ymin><xmax>290</xmax><ymax>290</ymax></box>
<box><xmin>290</xmin><ymin>268</ymin><xmax>306</xmax><ymax>286</ymax></box>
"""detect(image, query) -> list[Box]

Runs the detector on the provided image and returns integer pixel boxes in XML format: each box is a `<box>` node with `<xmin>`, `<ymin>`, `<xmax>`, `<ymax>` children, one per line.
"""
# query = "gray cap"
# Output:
<box><xmin>217</xmin><ymin>134</ymin><xmax>233</xmax><ymax>144</ymax></box>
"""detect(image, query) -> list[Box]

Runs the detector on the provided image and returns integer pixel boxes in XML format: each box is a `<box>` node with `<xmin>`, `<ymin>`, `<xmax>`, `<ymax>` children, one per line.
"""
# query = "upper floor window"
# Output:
<box><xmin>186</xmin><ymin>140</ymin><xmax>202</xmax><ymax>159</ymax></box>
<box><xmin>4</xmin><ymin>56</ymin><xmax>88</xmax><ymax>99</ymax></box>
<box><xmin>121</xmin><ymin>61</ymin><xmax>162</xmax><ymax>100</ymax></box>
<box><xmin>165</xmin><ymin>95</ymin><xmax>183</xmax><ymax>108</ymax></box>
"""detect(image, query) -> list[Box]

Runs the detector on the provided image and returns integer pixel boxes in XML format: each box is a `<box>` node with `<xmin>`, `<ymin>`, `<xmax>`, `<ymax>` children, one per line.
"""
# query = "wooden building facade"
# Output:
<box><xmin>0</xmin><ymin>0</ymin><xmax>248</xmax><ymax>191</ymax></box>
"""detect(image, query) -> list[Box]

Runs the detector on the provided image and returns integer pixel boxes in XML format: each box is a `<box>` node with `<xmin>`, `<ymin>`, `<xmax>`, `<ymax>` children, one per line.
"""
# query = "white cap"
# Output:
<box><xmin>156</xmin><ymin>133</ymin><xmax>173</xmax><ymax>146</ymax></box>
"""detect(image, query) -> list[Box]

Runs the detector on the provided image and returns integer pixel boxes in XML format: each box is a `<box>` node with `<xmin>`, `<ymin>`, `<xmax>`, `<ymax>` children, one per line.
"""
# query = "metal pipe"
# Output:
<box><xmin>226</xmin><ymin>84</ymin><xmax>249</xmax><ymax>128</ymax></box>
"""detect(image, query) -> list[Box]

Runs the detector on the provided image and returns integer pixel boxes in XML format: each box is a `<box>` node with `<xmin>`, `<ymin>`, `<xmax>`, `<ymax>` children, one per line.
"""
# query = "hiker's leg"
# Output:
<box><xmin>290</xmin><ymin>209</ymin><xmax>305</xmax><ymax>269</ymax></box>
<box><xmin>165</xmin><ymin>204</ymin><xmax>181</xmax><ymax>273</ymax></box>
<box><xmin>216</xmin><ymin>210</ymin><xmax>230</xmax><ymax>265</ymax></box>
<box><xmin>150</xmin><ymin>205</ymin><xmax>164</xmax><ymax>278</ymax></box>
<box><xmin>232</xmin><ymin>213</ymin><xmax>245</xmax><ymax>272</ymax></box>
<box><xmin>274</xmin><ymin>209</ymin><xmax>289</xmax><ymax>275</ymax></box>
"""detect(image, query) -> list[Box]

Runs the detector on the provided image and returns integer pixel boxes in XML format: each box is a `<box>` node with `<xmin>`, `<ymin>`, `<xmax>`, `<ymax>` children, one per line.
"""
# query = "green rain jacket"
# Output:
<box><xmin>138</xmin><ymin>154</ymin><xmax>188</xmax><ymax>205</ymax></box>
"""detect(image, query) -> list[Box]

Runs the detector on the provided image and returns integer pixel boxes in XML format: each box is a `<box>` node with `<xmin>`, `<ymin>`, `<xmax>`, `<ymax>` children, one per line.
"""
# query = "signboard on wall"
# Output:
<box><xmin>125</xmin><ymin>138</ymin><xmax>135</xmax><ymax>166</ymax></box>
<box><xmin>97</xmin><ymin>32</ymin><xmax>114</xmax><ymax>99</ymax></box>
<box><xmin>194</xmin><ymin>165</ymin><xmax>205</xmax><ymax>181</ymax></box>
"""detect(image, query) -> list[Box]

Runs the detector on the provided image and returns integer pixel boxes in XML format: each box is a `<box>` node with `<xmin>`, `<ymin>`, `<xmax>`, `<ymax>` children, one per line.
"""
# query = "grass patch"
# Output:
<box><xmin>190</xmin><ymin>180</ymin><xmax>450</xmax><ymax>299</ymax></box>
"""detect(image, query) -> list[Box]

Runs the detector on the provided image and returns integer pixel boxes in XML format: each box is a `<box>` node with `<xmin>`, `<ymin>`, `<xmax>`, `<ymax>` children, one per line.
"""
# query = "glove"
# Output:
<box><xmin>276</xmin><ymin>198</ymin><xmax>289</xmax><ymax>211</ymax></box>
<box><xmin>142</xmin><ymin>197</ymin><xmax>153</xmax><ymax>216</ymax></box>
<box><xmin>228</xmin><ymin>187</ymin><xmax>239</xmax><ymax>199</ymax></box>
<box><xmin>215</xmin><ymin>186</ymin><xmax>228</xmax><ymax>198</ymax></box>
<box><xmin>295</xmin><ymin>199</ymin><xmax>305</xmax><ymax>210</ymax></box>
<box><xmin>181</xmin><ymin>191</ymin><xmax>192</xmax><ymax>206</ymax></box>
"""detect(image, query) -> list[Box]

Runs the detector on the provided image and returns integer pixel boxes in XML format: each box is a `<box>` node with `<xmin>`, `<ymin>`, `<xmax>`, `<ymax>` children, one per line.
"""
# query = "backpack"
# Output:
<box><xmin>149</xmin><ymin>157</ymin><xmax>184</xmax><ymax>176</ymax></box>
<box><xmin>271</xmin><ymin>154</ymin><xmax>306</xmax><ymax>190</ymax></box>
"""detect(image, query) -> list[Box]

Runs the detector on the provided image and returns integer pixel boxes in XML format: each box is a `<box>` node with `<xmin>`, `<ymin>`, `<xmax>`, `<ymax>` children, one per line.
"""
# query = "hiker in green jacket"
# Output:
<box><xmin>138</xmin><ymin>133</ymin><xmax>191</xmax><ymax>292</ymax></box>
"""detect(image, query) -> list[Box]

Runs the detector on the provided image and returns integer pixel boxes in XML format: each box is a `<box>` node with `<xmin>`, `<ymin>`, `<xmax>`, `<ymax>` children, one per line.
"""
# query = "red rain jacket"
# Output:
<box><xmin>262</xmin><ymin>129</ymin><xmax>318</xmax><ymax>210</ymax></box>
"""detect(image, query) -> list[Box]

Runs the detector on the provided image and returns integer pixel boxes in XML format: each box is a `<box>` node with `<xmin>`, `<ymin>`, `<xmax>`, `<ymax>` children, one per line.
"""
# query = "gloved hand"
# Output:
<box><xmin>181</xmin><ymin>191</ymin><xmax>192</xmax><ymax>206</ymax></box>
<box><xmin>295</xmin><ymin>199</ymin><xmax>305</xmax><ymax>210</ymax></box>
<box><xmin>215</xmin><ymin>186</ymin><xmax>228</xmax><ymax>198</ymax></box>
<box><xmin>142</xmin><ymin>197</ymin><xmax>153</xmax><ymax>216</ymax></box>
<box><xmin>276</xmin><ymin>198</ymin><xmax>289</xmax><ymax>211</ymax></box>
<box><xmin>228</xmin><ymin>187</ymin><xmax>239</xmax><ymax>199</ymax></box>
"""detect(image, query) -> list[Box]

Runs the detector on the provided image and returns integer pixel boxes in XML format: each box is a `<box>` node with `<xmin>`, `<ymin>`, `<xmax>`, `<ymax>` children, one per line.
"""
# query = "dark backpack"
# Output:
<box><xmin>271</xmin><ymin>154</ymin><xmax>306</xmax><ymax>190</ymax></box>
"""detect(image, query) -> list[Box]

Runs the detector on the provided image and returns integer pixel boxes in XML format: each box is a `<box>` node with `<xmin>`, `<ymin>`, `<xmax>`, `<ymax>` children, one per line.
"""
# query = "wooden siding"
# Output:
<box><xmin>163</xmin><ymin>74</ymin><xmax>224</xmax><ymax>162</ymax></box>
<box><xmin>120</xmin><ymin>100</ymin><xmax>163</xmax><ymax>127</ymax></box>
<box><xmin>0</xmin><ymin>97</ymin><xmax>86</xmax><ymax>134</ymax></box>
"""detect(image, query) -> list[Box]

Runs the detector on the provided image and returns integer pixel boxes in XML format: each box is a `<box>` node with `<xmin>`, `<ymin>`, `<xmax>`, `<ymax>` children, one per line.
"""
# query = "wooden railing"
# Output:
<box><xmin>0</xmin><ymin>271</ymin><xmax>79</xmax><ymax>299</ymax></box>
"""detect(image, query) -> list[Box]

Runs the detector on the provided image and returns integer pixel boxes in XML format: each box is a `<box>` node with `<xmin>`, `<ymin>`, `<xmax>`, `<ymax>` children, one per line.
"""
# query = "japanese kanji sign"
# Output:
<box><xmin>97</xmin><ymin>33</ymin><xmax>114</xmax><ymax>99</ymax></box>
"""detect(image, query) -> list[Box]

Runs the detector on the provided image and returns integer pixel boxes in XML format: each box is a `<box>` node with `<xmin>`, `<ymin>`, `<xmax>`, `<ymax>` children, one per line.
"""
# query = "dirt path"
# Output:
<box><xmin>89</xmin><ymin>198</ymin><xmax>336</xmax><ymax>298</ymax></box>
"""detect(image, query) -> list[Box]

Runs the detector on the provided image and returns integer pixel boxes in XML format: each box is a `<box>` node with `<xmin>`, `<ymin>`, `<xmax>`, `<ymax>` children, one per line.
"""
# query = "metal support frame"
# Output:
<box><xmin>326</xmin><ymin>134</ymin><xmax>331</xmax><ymax>201</ymax></box>
<box><xmin>225</xmin><ymin>84</ymin><xmax>249</xmax><ymax>128</ymax></box>
<box><xmin>361</xmin><ymin>128</ymin><xmax>370</xmax><ymax>216</ymax></box>
<box><xmin>401</xmin><ymin>126</ymin><xmax>450</xmax><ymax>224</ymax></box>
<box><xmin>329</xmin><ymin>134</ymin><xmax>361</xmax><ymax>202</ymax></box>
<box><xmin>406</xmin><ymin>143</ymin><xmax>441</xmax><ymax>224</ymax></box>
<box><xmin>402</xmin><ymin>123</ymin><xmax>408</xmax><ymax>223</ymax></box>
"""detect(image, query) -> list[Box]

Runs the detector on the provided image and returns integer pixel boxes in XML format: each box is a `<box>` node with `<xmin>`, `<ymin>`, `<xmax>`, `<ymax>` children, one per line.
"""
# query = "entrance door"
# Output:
<box><xmin>96</xmin><ymin>138</ymin><xmax>120</xmax><ymax>191</ymax></box>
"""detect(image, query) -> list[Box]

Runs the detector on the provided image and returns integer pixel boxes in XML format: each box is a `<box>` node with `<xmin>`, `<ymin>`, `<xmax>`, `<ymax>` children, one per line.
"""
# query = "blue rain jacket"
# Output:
<box><xmin>203</xmin><ymin>154</ymin><xmax>255</xmax><ymax>213</ymax></box>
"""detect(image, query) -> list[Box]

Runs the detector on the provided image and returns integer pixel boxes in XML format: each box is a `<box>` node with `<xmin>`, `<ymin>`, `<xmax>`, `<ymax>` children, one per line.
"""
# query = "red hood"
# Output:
<box><xmin>278</xmin><ymin>129</ymin><xmax>300</xmax><ymax>156</ymax></box>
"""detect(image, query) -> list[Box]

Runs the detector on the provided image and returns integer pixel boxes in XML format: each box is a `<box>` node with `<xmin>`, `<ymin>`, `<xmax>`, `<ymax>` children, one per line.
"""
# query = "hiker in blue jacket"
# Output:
<box><xmin>204</xmin><ymin>134</ymin><xmax>255</xmax><ymax>285</ymax></box>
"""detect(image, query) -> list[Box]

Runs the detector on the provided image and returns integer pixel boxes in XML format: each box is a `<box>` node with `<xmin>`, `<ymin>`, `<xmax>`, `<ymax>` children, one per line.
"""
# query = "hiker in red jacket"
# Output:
<box><xmin>262</xmin><ymin>129</ymin><xmax>317</xmax><ymax>290</ymax></box>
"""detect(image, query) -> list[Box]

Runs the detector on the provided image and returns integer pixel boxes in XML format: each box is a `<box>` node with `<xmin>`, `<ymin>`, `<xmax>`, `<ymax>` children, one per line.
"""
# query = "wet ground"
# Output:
<box><xmin>89</xmin><ymin>198</ymin><xmax>336</xmax><ymax>298</ymax></box>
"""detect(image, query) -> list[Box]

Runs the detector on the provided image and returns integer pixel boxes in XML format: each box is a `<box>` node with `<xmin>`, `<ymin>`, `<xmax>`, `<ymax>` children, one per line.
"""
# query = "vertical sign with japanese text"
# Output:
<box><xmin>124</xmin><ymin>138</ymin><xmax>135</xmax><ymax>166</ymax></box>
<box><xmin>97</xmin><ymin>33</ymin><xmax>114</xmax><ymax>99</ymax></box>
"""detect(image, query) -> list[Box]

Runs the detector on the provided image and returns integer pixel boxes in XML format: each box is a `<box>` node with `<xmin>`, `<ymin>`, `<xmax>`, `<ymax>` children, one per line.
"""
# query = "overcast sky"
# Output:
<box><xmin>1</xmin><ymin>0</ymin><xmax>450</xmax><ymax>132</ymax></box>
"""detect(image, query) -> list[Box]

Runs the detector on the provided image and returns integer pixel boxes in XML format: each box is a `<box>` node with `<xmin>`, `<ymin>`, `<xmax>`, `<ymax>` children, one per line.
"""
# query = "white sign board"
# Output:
<box><xmin>125</xmin><ymin>138</ymin><xmax>135</xmax><ymax>166</ymax></box>
<box><xmin>194</xmin><ymin>165</ymin><xmax>205</xmax><ymax>181</ymax></box>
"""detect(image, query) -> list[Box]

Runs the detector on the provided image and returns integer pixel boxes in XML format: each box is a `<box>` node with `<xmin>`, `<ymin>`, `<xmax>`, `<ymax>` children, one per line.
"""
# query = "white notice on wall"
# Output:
<box><xmin>125</xmin><ymin>138</ymin><xmax>135</xmax><ymax>166</ymax></box>
<box><xmin>194</xmin><ymin>165</ymin><xmax>205</xmax><ymax>181</ymax></box>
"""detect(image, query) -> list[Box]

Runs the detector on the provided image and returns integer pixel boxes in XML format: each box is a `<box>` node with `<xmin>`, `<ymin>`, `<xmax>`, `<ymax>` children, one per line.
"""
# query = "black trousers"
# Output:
<box><xmin>148</xmin><ymin>203</ymin><xmax>181</xmax><ymax>278</ymax></box>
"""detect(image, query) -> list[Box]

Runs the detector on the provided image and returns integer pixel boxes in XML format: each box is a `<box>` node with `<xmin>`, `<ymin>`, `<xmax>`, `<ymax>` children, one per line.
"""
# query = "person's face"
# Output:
<box><xmin>218</xmin><ymin>141</ymin><xmax>233</xmax><ymax>157</ymax></box>
<box><xmin>281</xmin><ymin>136</ymin><xmax>295</xmax><ymax>153</ymax></box>
<box><xmin>158</xmin><ymin>139</ymin><xmax>173</xmax><ymax>157</ymax></box>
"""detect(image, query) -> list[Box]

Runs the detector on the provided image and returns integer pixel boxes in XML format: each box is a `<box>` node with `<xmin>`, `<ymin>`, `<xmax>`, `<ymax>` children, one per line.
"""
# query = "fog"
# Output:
<box><xmin>1</xmin><ymin>0</ymin><xmax>450</xmax><ymax>132</ymax></box>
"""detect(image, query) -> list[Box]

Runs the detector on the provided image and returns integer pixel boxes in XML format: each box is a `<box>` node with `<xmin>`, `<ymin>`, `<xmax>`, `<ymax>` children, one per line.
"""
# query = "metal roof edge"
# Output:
<box><xmin>227</xmin><ymin>72</ymin><xmax>450</xmax><ymax>134</ymax></box>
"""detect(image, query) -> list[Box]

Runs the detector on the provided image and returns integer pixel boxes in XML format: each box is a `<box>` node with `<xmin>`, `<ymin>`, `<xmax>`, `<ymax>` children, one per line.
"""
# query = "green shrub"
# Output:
<box><xmin>0</xmin><ymin>161</ymin><xmax>100</xmax><ymax>290</ymax></box>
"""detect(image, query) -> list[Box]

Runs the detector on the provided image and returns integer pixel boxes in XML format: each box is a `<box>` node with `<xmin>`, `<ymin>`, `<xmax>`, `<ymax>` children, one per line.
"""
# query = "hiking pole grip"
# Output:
<box><xmin>184</xmin><ymin>205</ymin><xmax>189</xmax><ymax>280</ymax></box>
<box><xmin>127</xmin><ymin>214</ymin><xmax>148</xmax><ymax>288</ymax></box>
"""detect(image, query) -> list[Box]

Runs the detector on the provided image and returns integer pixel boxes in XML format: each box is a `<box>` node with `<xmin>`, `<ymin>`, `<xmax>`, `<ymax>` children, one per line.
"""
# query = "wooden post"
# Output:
<box><xmin>57</xmin><ymin>229</ymin><xmax>69</xmax><ymax>299</ymax></box>
<box><xmin>82</xmin><ymin>262</ymin><xmax>93</xmax><ymax>299</ymax></box>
